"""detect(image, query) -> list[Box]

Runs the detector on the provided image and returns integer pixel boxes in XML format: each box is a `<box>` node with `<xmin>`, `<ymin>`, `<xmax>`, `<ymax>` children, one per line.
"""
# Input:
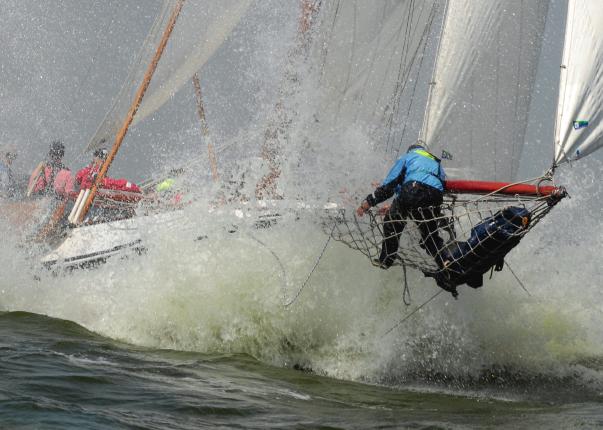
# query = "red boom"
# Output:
<box><xmin>445</xmin><ymin>179</ymin><xmax>561</xmax><ymax>197</ymax></box>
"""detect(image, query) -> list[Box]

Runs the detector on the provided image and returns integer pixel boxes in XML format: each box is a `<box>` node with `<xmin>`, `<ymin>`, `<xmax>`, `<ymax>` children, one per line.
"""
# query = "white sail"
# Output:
<box><xmin>86</xmin><ymin>0</ymin><xmax>251</xmax><ymax>152</ymax></box>
<box><xmin>84</xmin><ymin>0</ymin><xmax>173</xmax><ymax>152</ymax></box>
<box><xmin>422</xmin><ymin>0</ymin><xmax>549</xmax><ymax>181</ymax></box>
<box><xmin>134</xmin><ymin>0</ymin><xmax>252</xmax><ymax>125</ymax></box>
<box><xmin>309</xmin><ymin>0</ymin><xmax>440</xmax><ymax>154</ymax></box>
<box><xmin>554</xmin><ymin>0</ymin><xmax>603</xmax><ymax>164</ymax></box>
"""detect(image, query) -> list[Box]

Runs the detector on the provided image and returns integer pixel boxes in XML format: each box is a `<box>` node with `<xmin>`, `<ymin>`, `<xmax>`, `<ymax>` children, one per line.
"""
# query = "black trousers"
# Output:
<box><xmin>379</xmin><ymin>181</ymin><xmax>444</xmax><ymax>267</ymax></box>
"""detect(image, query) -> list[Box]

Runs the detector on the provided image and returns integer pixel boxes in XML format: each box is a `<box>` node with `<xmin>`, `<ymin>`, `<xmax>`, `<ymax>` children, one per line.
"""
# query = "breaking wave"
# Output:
<box><xmin>1</xmin><ymin>159</ymin><xmax>602</xmax><ymax>403</ymax></box>
<box><xmin>0</xmin><ymin>0</ymin><xmax>601</xmax><ymax>403</ymax></box>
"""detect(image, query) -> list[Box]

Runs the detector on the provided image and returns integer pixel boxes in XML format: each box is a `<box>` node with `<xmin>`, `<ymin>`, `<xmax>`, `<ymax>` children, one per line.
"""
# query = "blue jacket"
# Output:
<box><xmin>366</xmin><ymin>148</ymin><xmax>445</xmax><ymax>206</ymax></box>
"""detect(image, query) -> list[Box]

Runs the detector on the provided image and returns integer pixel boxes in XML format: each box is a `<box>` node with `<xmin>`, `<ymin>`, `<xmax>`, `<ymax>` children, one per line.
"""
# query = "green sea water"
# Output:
<box><xmin>2</xmin><ymin>311</ymin><xmax>602</xmax><ymax>430</ymax></box>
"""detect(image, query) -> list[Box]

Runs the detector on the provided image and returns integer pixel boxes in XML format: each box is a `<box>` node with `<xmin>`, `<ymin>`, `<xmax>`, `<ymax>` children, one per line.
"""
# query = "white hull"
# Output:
<box><xmin>40</xmin><ymin>201</ymin><xmax>338</xmax><ymax>270</ymax></box>
<box><xmin>40</xmin><ymin>212</ymin><xmax>178</xmax><ymax>269</ymax></box>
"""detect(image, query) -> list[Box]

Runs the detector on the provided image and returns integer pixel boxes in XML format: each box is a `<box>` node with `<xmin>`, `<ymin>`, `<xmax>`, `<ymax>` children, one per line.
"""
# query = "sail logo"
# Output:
<box><xmin>441</xmin><ymin>150</ymin><xmax>453</xmax><ymax>160</ymax></box>
<box><xmin>572</xmin><ymin>120</ymin><xmax>589</xmax><ymax>130</ymax></box>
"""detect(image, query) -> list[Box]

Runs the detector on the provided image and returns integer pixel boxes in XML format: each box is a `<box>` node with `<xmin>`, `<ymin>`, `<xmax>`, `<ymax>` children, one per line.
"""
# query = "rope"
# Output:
<box><xmin>382</xmin><ymin>289</ymin><xmax>443</xmax><ymax>338</ymax></box>
<box><xmin>245</xmin><ymin>232</ymin><xmax>289</xmax><ymax>306</ymax></box>
<box><xmin>401</xmin><ymin>262</ymin><xmax>411</xmax><ymax>306</ymax></box>
<box><xmin>473</xmin><ymin>174</ymin><xmax>554</xmax><ymax>202</ymax></box>
<box><xmin>504</xmin><ymin>260</ymin><xmax>532</xmax><ymax>297</ymax></box>
<box><xmin>326</xmin><ymin>187</ymin><xmax>560</xmax><ymax>292</ymax></box>
<box><xmin>284</xmin><ymin>222</ymin><xmax>335</xmax><ymax>308</ymax></box>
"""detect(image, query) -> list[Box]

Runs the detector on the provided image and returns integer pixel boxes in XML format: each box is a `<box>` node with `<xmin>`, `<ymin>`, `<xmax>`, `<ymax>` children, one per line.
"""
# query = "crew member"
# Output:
<box><xmin>75</xmin><ymin>148</ymin><xmax>141</xmax><ymax>193</ymax></box>
<box><xmin>27</xmin><ymin>140</ymin><xmax>71</xmax><ymax>197</ymax></box>
<box><xmin>357</xmin><ymin>143</ymin><xmax>446</xmax><ymax>268</ymax></box>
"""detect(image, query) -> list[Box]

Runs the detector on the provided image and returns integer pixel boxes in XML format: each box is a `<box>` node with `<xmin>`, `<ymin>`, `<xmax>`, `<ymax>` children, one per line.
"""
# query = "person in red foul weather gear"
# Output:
<box><xmin>75</xmin><ymin>148</ymin><xmax>141</xmax><ymax>193</ymax></box>
<box><xmin>27</xmin><ymin>140</ymin><xmax>72</xmax><ymax>197</ymax></box>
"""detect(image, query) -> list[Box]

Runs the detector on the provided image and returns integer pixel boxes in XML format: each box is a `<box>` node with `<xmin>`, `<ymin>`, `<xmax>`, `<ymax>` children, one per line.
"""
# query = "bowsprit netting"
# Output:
<box><xmin>325</xmin><ymin>189</ymin><xmax>565</xmax><ymax>291</ymax></box>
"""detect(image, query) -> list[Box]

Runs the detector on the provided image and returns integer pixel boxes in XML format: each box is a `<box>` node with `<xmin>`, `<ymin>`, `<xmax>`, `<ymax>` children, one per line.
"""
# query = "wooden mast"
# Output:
<box><xmin>192</xmin><ymin>73</ymin><xmax>219</xmax><ymax>181</ymax></box>
<box><xmin>76</xmin><ymin>0</ymin><xmax>185</xmax><ymax>224</ymax></box>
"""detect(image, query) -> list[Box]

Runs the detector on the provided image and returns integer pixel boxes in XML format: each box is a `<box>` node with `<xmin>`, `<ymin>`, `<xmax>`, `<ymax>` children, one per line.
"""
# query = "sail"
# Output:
<box><xmin>554</xmin><ymin>0</ymin><xmax>603</xmax><ymax>164</ymax></box>
<box><xmin>309</xmin><ymin>0</ymin><xmax>440</xmax><ymax>155</ymax></box>
<box><xmin>134</xmin><ymin>0</ymin><xmax>252</xmax><ymax>125</ymax></box>
<box><xmin>421</xmin><ymin>0</ymin><xmax>549</xmax><ymax>181</ymax></box>
<box><xmin>86</xmin><ymin>0</ymin><xmax>252</xmax><ymax>152</ymax></box>
<box><xmin>84</xmin><ymin>0</ymin><xmax>173</xmax><ymax>152</ymax></box>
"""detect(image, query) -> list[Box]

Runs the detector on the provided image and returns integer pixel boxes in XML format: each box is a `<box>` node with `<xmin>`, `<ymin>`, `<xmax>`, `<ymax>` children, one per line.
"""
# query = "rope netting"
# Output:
<box><xmin>324</xmin><ymin>190</ymin><xmax>564</xmax><ymax>289</ymax></box>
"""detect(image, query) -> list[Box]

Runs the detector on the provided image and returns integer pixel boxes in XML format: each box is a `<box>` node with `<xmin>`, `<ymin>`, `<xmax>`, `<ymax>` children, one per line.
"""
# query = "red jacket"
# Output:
<box><xmin>75</xmin><ymin>164</ymin><xmax>141</xmax><ymax>193</ymax></box>
<box><xmin>28</xmin><ymin>164</ymin><xmax>53</xmax><ymax>195</ymax></box>
<box><xmin>28</xmin><ymin>161</ymin><xmax>68</xmax><ymax>196</ymax></box>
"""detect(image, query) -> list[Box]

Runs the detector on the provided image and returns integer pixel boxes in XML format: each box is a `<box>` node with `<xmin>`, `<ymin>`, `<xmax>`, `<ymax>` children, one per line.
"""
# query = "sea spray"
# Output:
<box><xmin>0</xmin><ymin>0</ymin><xmax>602</xmax><ymax>399</ymax></box>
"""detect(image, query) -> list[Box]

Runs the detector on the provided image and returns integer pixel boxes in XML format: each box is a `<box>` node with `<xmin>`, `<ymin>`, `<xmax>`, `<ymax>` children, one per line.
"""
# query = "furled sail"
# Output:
<box><xmin>86</xmin><ymin>0</ymin><xmax>251</xmax><ymax>152</ymax></box>
<box><xmin>309</xmin><ymin>0</ymin><xmax>440</xmax><ymax>156</ymax></box>
<box><xmin>421</xmin><ymin>0</ymin><xmax>549</xmax><ymax>181</ymax></box>
<box><xmin>554</xmin><ymin>0</ymin><xmax>603</xmax><ymax>164</ymax></box>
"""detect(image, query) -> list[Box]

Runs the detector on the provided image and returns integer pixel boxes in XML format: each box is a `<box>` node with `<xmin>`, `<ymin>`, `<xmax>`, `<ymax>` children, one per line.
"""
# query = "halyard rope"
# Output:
<box><xmin>284</xmin><ymin>222</ymin><xmax>335</xmax><ymax>308</ymax></box>
<box><xmin>504</xmin><ymin>260</ymin><xmax>532</xmax><ymax>297</ymax></box>
<box><xmin>401</xmin><ymin>262</ymin><xmax>411</xmax><ymax>306</ymax></box>
<box><xmin>245</xmin><ymin>232</ymin><xmax>289</xmax><ymax>305</ymax></box>
<box><xmin>382</xmin><ymin>289</ymin><xmax>443</xmax><ymax>337</ymax></box>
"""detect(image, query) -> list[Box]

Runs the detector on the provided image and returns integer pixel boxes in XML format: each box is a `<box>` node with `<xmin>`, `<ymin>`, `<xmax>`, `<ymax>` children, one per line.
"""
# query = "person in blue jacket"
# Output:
<box><xmin>357</xmin><ymin>143</ymin><xmax>446</xmax><ymax>269</ymax></box>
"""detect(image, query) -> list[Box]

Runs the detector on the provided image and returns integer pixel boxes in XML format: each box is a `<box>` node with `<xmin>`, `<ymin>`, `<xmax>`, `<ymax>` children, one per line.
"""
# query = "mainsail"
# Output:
<box><xmin>421</xmin><ymin>0</ymin><xmax>549</xmax><ymax>181</ymax></box>
<box><xmin>553</xmin><ymin>0</ymin><xmax>603</xmax><ymax>164</ymax></box>
<box><xmin>86</xmin><ymin>0</ymin><xmax>252</xmax><ymax>153</ymax></box>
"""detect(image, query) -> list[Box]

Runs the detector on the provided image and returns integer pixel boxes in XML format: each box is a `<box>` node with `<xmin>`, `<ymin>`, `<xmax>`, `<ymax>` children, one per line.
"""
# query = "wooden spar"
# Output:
<box><xmin>445</xmin><ymin>179</ymin><xmax>563</xmax><ymax>197</ymax></box>
<box><xmin>192</xmin><ymin>73</ymin><xmax>219</xmax><ymax>181</ymax></box>
<box><xmin>76</xmin><ymin>0</ymin><xmax>185</xmax><ymax>224</ymax></box>
<box><xmin>299</xmin><ymin>0</ymin><xmax>319</xmax><ymax>33</ymax></box>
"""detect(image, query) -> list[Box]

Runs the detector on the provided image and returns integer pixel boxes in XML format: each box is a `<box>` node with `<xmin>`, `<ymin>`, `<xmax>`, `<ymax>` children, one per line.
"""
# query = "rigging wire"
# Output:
<box><xmin>382</xmin><ymin>289</ymin><xmax>443</xmax><ymax>338</ymax></box>
<box><xmin>383</xmin><ymin>3</ymin><xmax>415</xmax><ymax>153</ymax></box>
<box><xmin>83</xmin><ymin>1</ymin><xmax>173</xmax><ymax>155</ymax></box>
<box><xmin>401</xmin><ymin>262</ymin><xmax>411</xmax><ymax>306</ymax></box>
<box><xmin>510</xmin><ymin>0</ymin><xmax>526</xmax><ymax>179</ymax></box>
<box><xmin>352</xmin><ymin>3</ymin><xmax>388</xmax><ymax>124</ymax></box>
<box><xmin>383</xmin><ymin>2</ymin><xmax>438</xmax><ymax>156</ymax></box>
<box><xmin>504</xmin><ymin>260</ymin><xmax>532</xmax><ymax>297</ymax></box>
<box><xmin>393</xmin><ymin>3</ymin><xmax>439</xmax><ymax>157</ymax></box>
<box><xmin>316</xmin><ymin>0</ymin><xmax>342</xmax><ymax>85</ymax></box>
<box><xmin>284</xmin><ymin>222</ymin><xmax>335</xmax><ymax>308</ymax></box>
<box><xmin>245</xmin><ymin>231</ymin><xmax>289</xmax><ymax>306</ymax></box>
<box><xmin>379</xmin><ymin>6</ymin><xmax>411</xmax><ymax>149</ymax></box>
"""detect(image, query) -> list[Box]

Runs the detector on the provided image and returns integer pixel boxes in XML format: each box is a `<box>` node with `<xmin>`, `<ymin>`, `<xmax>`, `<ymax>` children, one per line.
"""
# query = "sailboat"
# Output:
<box><xmin>27</xmin><ymin>0</ymin><xmax>603</xmax><ymax>287</ymax></box>
<box><xmin>26</xmin><ymin>1</ymin><xmax>229</xmax><ymax>268</ymax></box>
<box><xmin>325</xmin><ymin>0</ymin><xmax>603</xmax><ymax>295</ymax></box>
<box><xmin>37</xmin><ymin>0</ymin><xmax>320</xmax><ymax>270</ymax></box>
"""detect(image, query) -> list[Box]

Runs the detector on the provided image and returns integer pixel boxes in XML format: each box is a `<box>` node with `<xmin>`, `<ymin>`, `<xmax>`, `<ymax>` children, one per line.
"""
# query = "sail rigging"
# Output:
<box><xmin>553</xmin><ymin>0</ymin><xmax>603</xmax><ymax>164</ymax></box>
<box><xmin>421</xmin><ymin>0</ymin><xmax>550</xmax><ymax>181</ymax></box>
<box><xmin>84</xmin><ymin>1</ymin><xmax>174</xmax><ymax>153</ymax></box>
<box><xmin>75</xmin><ymin>0</ymin><xmax>185</xmax><ymax>224</ymax></box>
<box><xmin>310</xmin><ymin>0</ymin><xmax>439</xmax><ymax>155</ymax></box>
<box><xmin>86</xmin><ymin>0</ymin><xmax>252</xmax><ymax>153</ymax></box>
<box><xmin>192</xmin><ymin>73</ymin><xmax>219</xmax><ymax>181</ymax></box>
<box><xmin>324</xmin><ymin>0</ymin><xmax>573</xmax><ymax>294</ymax></box>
